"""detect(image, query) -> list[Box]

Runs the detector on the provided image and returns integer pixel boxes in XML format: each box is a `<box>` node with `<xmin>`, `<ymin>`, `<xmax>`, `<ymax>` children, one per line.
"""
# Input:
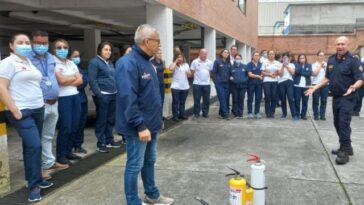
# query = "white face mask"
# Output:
<box><xmin>235</xmin><ymin>60</ymin><xmax>242</xmax><ymax>65</ymax></box>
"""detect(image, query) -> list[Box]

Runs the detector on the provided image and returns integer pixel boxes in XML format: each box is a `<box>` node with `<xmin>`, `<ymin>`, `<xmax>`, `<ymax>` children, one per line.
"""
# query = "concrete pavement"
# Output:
<box><xmin>34</xmin><ymin>98</ymin><xmax>364</xmax><ymax>205</ymax></box>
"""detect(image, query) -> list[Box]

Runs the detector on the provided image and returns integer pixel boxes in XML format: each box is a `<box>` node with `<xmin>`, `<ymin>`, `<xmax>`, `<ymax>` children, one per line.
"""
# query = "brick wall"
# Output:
<box><xmin>258</xmin><ymin>29</ymin><xmax>364</xmax><ymax>63</ymax></box>
<box><xmin>157</xmin><ymin>0</ymin><xmax>258</xmax><ymax>48</ymax></box>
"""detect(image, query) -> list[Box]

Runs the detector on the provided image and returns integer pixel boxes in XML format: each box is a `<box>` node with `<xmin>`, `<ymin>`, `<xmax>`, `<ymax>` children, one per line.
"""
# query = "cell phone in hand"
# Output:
<box><xmin>283</xmin><ymin>56</ymin><xmax>289</xmax><ymax>65</ymax></box>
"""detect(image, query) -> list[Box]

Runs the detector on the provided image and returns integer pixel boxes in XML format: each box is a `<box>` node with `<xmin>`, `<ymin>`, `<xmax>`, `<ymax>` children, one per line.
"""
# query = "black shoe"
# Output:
<box><xmin>106</xmin><ymin>141</ymin><xmax>121</xmax><ymax>148</ymax></box>
<box><xmin>97</xmin><ymin>144</ymin><xmax>109</xmax><ymax>153</ymax></box>
<box><xmin>314</xmin><ymin>116</ymin><xmax>319</xmax><ymax>120</ymax></box>
<box><xmin>320</xmin><ymin>116</ymin><xmax>326</xmax><ymax>121</ymax></box>
<box><xmin>202</xmin><ymin>114</ymin><xmax>208</xmax><ymax>118</ymax></box>
<box><xmin>66</xmin><ymin>153</ymin><xmax>82</xmax><ymax>160</ymax></box>
<box><xmin>331</xmin><ymin>145</ymin><xmax>353</xmax><ymax>156</ymax></box>
<box><xmin>335</xmin><ymin>149</ymin><xmax>349</xmax><ymax>165</ymax></box>
<box><xmin>57</xmin><ymin>158</ymin><xmax>71</xmax><ymax>165</ymax></box>
<box><xmin>352</xmin><ymin>112</ymin><xmax>360</xmax><ymax>116</ymax></box>
<box><xmin>74</xmin><ymin>147</ymin><xmax>87</xmax><ymax>154</ymax></box>
<box><xmin>179</xmin><ymin>116</ymin><xmax>188</xmax><ymax>120</ymax></box>
<box><xmin>301</xmin><ymin>116</ymin><xmax>307</xmax><ymax>120</ymax></box>
<box><xmin>172</xmin><ymin>118</ymin><xmax>179</xmax><ymax>122</ymax></box>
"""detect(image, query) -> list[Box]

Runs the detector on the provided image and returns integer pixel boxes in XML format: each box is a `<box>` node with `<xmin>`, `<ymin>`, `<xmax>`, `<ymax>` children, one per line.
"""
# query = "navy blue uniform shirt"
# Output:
<box><xmin>230</xmin><ymin>63</ymin><xmax>249</xmax><ymax>88</ymax></box>
<box><xmin>78</xmin><ymin>66</ymin><xmax>88</xmax><ymax>103</ymax></box>
<box><xmin>247</xmin><ymin>61</ymin><xmax>263</xmax><ymax>85</ymax></box>
<box><xmin>326</xmin><ymin>52</ymin><xmax>364</xmax><ymax>97</ymax></box>
<box><xmin>293</xmin><ymin>63</ymin><xmax>312</xmax><ymax>86</ymax></box>
<box><xmin>212</xmin><ymin>58</ymin><xmax>231</xmax><ymax>83</ymax></box>
<box><xmin>88</xmin><ymin>56</ymin><xmax>116</xmax><ymax>97</ymax></box>
<box><xmin>115</xmin><ymin>45</ymin><xmax>162</xmax><ymax>136</ymax></box>
<box><xmin>151</xmin><ymin>58</ymin><xmax>165</xmax><ymax>85</ymax></box>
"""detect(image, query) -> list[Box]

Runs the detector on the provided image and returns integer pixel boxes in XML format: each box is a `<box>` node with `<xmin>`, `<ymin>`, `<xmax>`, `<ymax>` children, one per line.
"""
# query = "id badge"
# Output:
<box><xmin>45</xmin><ymin>78</ymin><xmax>52</xmax><ymax>86</ymax></box>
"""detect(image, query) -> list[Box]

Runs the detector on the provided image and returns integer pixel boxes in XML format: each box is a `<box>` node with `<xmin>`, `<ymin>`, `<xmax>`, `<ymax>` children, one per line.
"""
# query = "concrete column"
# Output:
<box><xmin>146</xmin><ymin>4</ymin><xmax>174</xmax><ymax>117</ymax></box>
<box><xmin>226</xmin><ymin>38</ymin><xmax>236</xmax><ymax>50</ymax></box>
<box><xmin>83</xmin><ymin>29</ymin><xmax>101</xmax><ymax>62</ymax></box>
<box><xmin>246</xmin><ymin>45</ymin><xmax>252</xmax><ymax>63</ymax></box>
<box><xmin>238</xmin><ymin>43</ymin><xmax>247</xmax><ymax>64</ymax></box>
<box><xmin>0</xmin><ymin>103</ymin><xmax>10</xmax><ymax>195</ymax></box>
<box><xmin>360</xmin><ymin>46</ymin><xmax>364</xmax><ymax>61</ymax></box>
<box><xmin>204</xmin><ymin>27</ymin><xmax>216</xmax><ymax>61</ymax></box>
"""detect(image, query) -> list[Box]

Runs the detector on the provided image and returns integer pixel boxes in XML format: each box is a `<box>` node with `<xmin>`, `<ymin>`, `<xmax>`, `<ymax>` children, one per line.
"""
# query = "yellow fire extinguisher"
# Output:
<box><xmin>227</xmin><ymin>167</ymin><xmax>247</xmax><ymax>205</ymax></box>
<box><xmin>245</xmin><ymin>186</ymin><xmax>254</xmax><ymax>205</ymax></box>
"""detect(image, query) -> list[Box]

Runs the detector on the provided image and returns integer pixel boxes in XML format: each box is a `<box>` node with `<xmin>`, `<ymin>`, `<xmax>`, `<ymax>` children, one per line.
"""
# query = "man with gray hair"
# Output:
<box><xmin>115</xmin><ymin>24</ymin><xmax>174</xmax><ymax>205</ymax></box>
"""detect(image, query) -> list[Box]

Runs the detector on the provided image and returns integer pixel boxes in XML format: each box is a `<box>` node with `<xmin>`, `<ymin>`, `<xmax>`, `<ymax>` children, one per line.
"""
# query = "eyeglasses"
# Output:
<box><xmin>56</xmin><ymin>46</ymin><xmax>68</xmax><ymax>49</ymax></box>
<box><xmin>33</xmin><ymin>42</ymin><xmax>48</xmax><ymax>45</ymax></box>
<box><xmin>148</xmin><ymin>38</ymin><xmax>160</xmax><ymax>44</ymax></box>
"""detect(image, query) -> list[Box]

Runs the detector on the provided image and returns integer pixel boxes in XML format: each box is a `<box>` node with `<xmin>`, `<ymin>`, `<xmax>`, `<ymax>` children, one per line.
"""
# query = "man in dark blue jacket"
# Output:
<box><xmin>115</xmin><ymin>24</ymin><xmax>174</xmax><ymax>205</ymax></box>
<box><xmin>306</xmin><ymin>36</ymin><xmax>364</xmax><ymax>165</ymax></box>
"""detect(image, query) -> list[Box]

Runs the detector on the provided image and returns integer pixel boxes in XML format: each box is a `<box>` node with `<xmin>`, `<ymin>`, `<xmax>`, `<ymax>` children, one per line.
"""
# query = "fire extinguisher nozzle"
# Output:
<box><xmin>194</xmin><ymin>197</ymin><xmax>210</xmax><ymax>205</ymax></box>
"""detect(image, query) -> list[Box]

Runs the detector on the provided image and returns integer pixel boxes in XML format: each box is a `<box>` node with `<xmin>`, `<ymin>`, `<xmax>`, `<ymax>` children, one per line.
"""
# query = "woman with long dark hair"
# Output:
<box><xmin>53</xmin><ymin>39</ymin><xmax>83</xmax><ymax>164</ymax></box>
<box><xmin>0</xmin><ymin>33</ymin><xmax>53</xmax><ymax>202</ymax></box>
<box><xmin>213</xmin><ymin>49</ymin><xmax>231</xmax><ymax>119</ymax></box>
<box><xmin>311</xmin><ymin>50</ymin><xmax>328</xmax><ymax>120</ymax></box>
<box><xmin>169</xmin><ymin>52</ymin><xmax>191</xmax><ymax>122</ymax></box>
<box><xmin>247</xmin><ymin>51</ymin><xmax>263</xmax><ymax>119</ymax></box>
<box><xmin>69</xmin><ymin>50</ymin><xmax>88</xmax><ymax>153</ymax></box>
<box><xmin>278</xmin><ymin>52</ymin><xmax>296</xmax><ymax>119</ymax></box>
<box><xmin>88</xmin><ymin>41</ymin><xmax>120</xmax><ymax>153</ymax></box>
<box><xmin>261</xmin><ymin>50</ymin><xmax>280</xmax><ymax>118</ymax></box>
<box><xmin>293</xmin><ymin>54</ymin><xmax>312</xmax><ymax>120</ymax></box>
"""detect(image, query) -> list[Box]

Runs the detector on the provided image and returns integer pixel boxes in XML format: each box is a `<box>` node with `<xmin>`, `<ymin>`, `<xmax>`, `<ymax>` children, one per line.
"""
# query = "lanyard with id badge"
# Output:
<box><xmin>41</xmin><ymin>60</ymin><xmax>52</xmax><ymax>87</ymax></box>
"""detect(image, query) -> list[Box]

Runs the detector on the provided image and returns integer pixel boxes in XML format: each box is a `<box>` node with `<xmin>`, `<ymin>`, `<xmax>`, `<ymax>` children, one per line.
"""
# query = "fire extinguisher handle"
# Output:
<box><xmin>226</xmin><ymin>166</ymin><xmax>245</xmax><ymax>177</ymax></box>
<box><xmin>247</xmin><ymin>153</ymin><xmax>261</xmax><ymax>162</ymax></box>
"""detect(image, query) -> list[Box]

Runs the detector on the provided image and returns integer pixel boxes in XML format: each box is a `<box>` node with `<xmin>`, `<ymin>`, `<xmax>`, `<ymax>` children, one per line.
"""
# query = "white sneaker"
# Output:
<box><xmin>144</xmin><ymin>195</ymin><xmax>175</xmax><ymax>205</ymax></box>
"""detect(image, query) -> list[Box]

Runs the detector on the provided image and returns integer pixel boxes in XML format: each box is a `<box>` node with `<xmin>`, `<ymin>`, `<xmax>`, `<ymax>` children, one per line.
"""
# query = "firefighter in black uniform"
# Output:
<box><xmin>305</xmin><ymin>36</ymin><xmax>364</xmax><ymax>165</ymax></box>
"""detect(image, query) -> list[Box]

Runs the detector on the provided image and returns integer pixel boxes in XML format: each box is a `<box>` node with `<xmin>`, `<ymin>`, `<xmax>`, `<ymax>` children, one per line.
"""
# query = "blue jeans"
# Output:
<box><xmin>294</xmin><ymin>87</ymin><xmax>309</xmax><ymax>118</ymax></box>
<box><xmin>57</xmin><ymin>94</ymin><xmax>81</xmax><ymax>161</ymax></box>
<box><xmin>279</xmin><ymin>80</ymin><xmax>295</xmax><ymax>118</ymax></box>
<box><xmin>6</xmin><ymin>107</ymin><xmax>44</xmax><ymax>190</ymax></box>
<box><xmin>247</xmin><ymin>83</ymin><xmax>263</xmax><ymax>115</ymax></box>
<box><xmin>93</xmin><ymin>94</ymin><xmax>115</xmax><ymax>146</ymax></box>
<box><xmin>171</xmin><ymin>89</ymin><xmax>189</xmax><ymax>119</ymax></box>
<box><xmin>193</xmin><ymin>84</ymin><xmax>211</xmax><ymax>117</ymax></box>
<box><xmin>263</xmin><ymin>82</ymin><xmax>278</xmax><ymax>117</ymax></box>
<box><xmin>215</xmin><ymin>82</ymin><xmax>229</xmax><ymax>117</ymax></box>
<box><xmin>74</xmin><ymin>101</ymin><xmax>88</xmax><ymax>148</ymax></box>
<box><xmin>231</xmin><ymin>84</ymin><xmax>247</xmax><ymax>117</ymax></box>
<box><xmin>124</xmin><ymin>133</ymin><xmax>160</xmax><ymax>205</ymax></box>
<box><xmin>312</xmin><ymin>85</ymin><xmax>329</xmax><ymax>118</ymax></box>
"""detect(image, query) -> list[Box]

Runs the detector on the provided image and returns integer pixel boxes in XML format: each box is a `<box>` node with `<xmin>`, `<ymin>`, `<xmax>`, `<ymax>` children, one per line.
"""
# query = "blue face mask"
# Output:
<box><xmin>56</xmin><ymin>49</ymin><xmax>68</xmax><ymax>59</ymax></box>
<box><xmin>33</xmin><ymin>44</ymin><xmax>49</xmax><ymax>55</ymax></box>
<box><xmin>15</xmin><ymin>44</ymin><xmax>32</xmax><ymax>57</ymax></box>
<box><xmin>235</xmin><ymin>60</ymin><xmax>242</xmax><ymax>65</ymax></box>
<box><xmin>72</xmin><ymin>57</ymin><xmax>81</xmax><ymax>65</ymax></box>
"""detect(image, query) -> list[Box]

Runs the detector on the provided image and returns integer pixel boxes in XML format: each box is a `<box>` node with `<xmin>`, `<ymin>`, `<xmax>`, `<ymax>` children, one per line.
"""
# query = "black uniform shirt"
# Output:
<box><xmin>326</xmin><ymin>52</ymin><xmax>364</xmax><ymax>97</ymax></box>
